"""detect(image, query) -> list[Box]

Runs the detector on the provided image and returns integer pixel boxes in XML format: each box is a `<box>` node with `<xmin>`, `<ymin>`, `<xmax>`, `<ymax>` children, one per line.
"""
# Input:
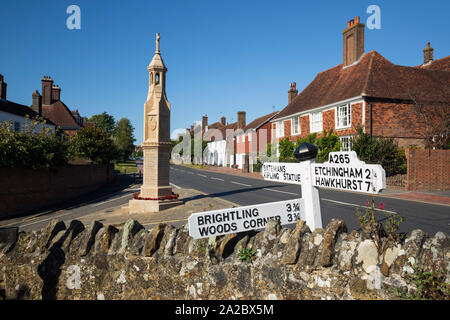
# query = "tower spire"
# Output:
<box><xmin>155</xmin><ymin>33</ymin><xmax>160</xmax><ymax>53</ymax></box>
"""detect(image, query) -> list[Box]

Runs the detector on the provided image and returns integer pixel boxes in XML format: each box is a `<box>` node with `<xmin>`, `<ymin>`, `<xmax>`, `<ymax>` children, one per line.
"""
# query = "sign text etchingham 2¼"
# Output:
<box><xmin>188</xmin><ymin>198</ymin><xmax>305</xmax><ymax>240</ymax></box>
<box><xmin>312</xmin><ymin>151</ymin><xmax>386</xmax><ymax>194</ymax></box>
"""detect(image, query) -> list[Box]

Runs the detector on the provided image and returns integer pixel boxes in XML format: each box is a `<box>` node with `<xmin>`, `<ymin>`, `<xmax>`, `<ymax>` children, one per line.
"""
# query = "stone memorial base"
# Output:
<box><xmin>128</xmin><ymin>198</ymin><xmax>182</xmax><ymax>214</ymax></box>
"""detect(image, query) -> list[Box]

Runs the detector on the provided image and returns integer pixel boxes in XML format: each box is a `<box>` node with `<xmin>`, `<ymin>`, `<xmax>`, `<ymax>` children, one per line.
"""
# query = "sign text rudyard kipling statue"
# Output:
<box><xmin>129</xmin><ymin>33</ymin><xmax>182</xmax><ymax>213</ymax></box>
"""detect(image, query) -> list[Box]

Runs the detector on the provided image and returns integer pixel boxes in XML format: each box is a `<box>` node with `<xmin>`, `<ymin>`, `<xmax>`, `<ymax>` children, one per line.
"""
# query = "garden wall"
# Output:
<box><xmin>0</xmin><ymin>218</ymin><xmax>448</xmax><ymax>300</ymax></box>
<box><xmin>405</xmin><ymin>149</ymin><xmax>450</xmax><ymax>191</ymax></box>
<box><xmin>0</xmin><ymin>164</ymin><xmax>113</xmax><ymax>220</ymax></box>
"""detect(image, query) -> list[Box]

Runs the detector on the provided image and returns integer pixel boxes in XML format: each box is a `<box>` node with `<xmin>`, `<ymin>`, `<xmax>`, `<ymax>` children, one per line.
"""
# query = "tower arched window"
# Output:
<box><xmin>155</xmin><ymin>73</ymin><xmax>160</xmax><ymax>85</ymax></box>
<box><xmin>150</xmin><ymin>72</ymin><xmax>153</xmax><ymax>85</ymax></box>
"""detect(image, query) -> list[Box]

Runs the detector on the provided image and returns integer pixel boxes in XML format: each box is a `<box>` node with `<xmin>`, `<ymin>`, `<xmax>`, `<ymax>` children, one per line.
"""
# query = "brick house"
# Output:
<box><xmin>34</xmin><ymin>76</ymin><xmax>84</xmax><ymax>136</ymax></box>
<box><xmin>0</xmin><ymin>74</ymin><xmax>56</xmax><ymax>132</ymax></box>
<box><xmin>235</xmin><ymin>111</ymin><xmax>279</xmax><ymax>169</ymax></box>
<box><xmin>271</xmin><ymin>17</ymin><xmax>450</xmax><ymax>151</ymax></box>
<box><xmin>202</xmin><ymin>111</ymin><xmax>246</xmax><ymax>167</ymax></box>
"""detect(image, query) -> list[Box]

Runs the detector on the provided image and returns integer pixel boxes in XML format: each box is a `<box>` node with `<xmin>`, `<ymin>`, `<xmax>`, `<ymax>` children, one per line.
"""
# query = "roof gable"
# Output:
<box><xmin>41</xmin><ymin>100</ymin><xmax>81</xmax><ymax>128</ymax></box>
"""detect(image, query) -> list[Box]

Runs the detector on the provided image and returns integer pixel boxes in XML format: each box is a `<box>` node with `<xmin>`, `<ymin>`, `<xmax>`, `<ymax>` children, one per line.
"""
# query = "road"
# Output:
<box><xmin>1</xmin><ymin>165</ymin><xmax>449</xmax><ymax>235</ymax></box>
<box><xmin>170</xmin><ymin>165</ymin><xmax>450</xmax><ymax>236</ymax></box>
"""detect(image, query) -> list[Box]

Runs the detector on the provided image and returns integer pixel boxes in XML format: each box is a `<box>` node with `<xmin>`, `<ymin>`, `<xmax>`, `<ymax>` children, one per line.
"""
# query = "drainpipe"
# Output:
<box><xmin>369</xmin><ymin>103</ymin><xmax>373</xmax><ymax>138</ymax></box>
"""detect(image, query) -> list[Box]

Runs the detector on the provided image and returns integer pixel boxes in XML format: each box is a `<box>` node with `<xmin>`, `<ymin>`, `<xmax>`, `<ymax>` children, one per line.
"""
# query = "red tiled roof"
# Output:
<box><xmin>41</xmin><ymin>100</ymin><xmax>81</xmax><ymax>129</ymax></box>
<box><xmin>416</xmin><ymin>56</ymin><xmax>450</xmax><ymax>72</ymax></box>
<box><xmin>273</xmin><ymin>51</ymin><xmax>450</xmax><ymax>120</ymax></box>
<box><xmin>245</xmin><ymin>111</ymin><xmax>279</xmax><ymax>131</ymax></box>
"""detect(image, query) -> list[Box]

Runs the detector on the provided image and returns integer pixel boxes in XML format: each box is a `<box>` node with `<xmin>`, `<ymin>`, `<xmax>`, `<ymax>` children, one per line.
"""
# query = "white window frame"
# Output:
<box><xmin>340</xmin><ymin>135</ymin><xmax>352</xmax><ymax>151</ymax></box>
<box><xmin>291</xmin><ymin>116</ymin><xmax>300</xmax><ymax>135</ymax></box>
<box><xmin>310</xmin><ymin>112</ymin><xmax>323</xmax><ymax>133</ymax></box>
<box><xmin>276</xmin><ymin>121</ymin><xmax>284</xmax><ymax>138</ymax></box>
<box><xmin>248</xmin><ymin>132</ymin><xmax>252</xmax><ymax>142</ymax></box>
<box><xmin>336</xmin><ymin>104</ymin><xmax>351</xmax><ymax>129</ymax></box>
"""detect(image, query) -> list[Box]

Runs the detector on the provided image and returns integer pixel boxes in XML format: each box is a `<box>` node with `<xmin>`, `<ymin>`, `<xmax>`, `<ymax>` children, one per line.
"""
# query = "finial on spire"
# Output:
<box><xmin>156</xmin><ymin>33</ymin><xmax>160</xmax><ymax>53</ymax></box>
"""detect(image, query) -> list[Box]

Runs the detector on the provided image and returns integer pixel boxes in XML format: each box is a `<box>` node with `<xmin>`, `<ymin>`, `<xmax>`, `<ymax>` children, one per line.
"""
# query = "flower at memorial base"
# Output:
<box><xmin>365</xmin><ymin>202</ymin><xmax>370</xmax><ymax>207</ymax></box>
<box><xmin>379</xmin><ymin>202</ymin><xmax>385</xmax><ymax>210</ymax></box>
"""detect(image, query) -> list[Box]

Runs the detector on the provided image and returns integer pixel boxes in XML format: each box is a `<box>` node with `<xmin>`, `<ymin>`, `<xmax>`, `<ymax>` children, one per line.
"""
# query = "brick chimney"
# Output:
<box><xmin>237</xmin><ymin>111</ymin><xmax>246</xmax><ymax>129</ymax></box>
<box><xmin>342</xmin><ymin>16</ymin><xmax>365</xmax><ymax>67</ymax></box>
<box><xmin>51</xmin><ymin>84</ymin><xmax>61</xmax><ymax>102</ymax></box>
<box><xmin>202</xmin><ymin>115</ymin><xmax>208</xmax><ymax>132</ymax></box>
<box><xmin>41</xmin><ymin>76</ymin><xmax>53</xmax><ymax>105</ymax></box>
<box><xmin>288</xmin><ymin>82</ymin><xmax>298</xmax><ymax>104</ymax></box>
<box><xmin>423</xmin><ymin>42</ymin><xmax>434</xmax><ymax>64</ymax></box>
<box><xmin>221</xmin><ymin>116</ymin><xmax>226</xmax><ymax>126</ymax></box>
<box><xmin>0</xmin><ymin>74</ymin><xmax>6</xmax><ymax>100</ymax></box>
<box><xmin>31</xmin><ymin>90</ymin><xmax>42</xmax><ymax>115</ymax></box>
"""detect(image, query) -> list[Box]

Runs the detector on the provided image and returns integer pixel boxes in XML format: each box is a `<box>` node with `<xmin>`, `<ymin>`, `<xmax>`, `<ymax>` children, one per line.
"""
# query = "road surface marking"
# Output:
<box><xmin>262</xmin><ymin>188</ymin><xmax>297</xmax><ymax>195</ymax></box>
<box><xmin>322</xmin><ymin>198</ymin><xmax>397</xmax><ymax>214</ymax></box>
<box><xmin>197</xmin><ymin>174</ymin><xmax>207</xmax><ymax>178</ymax></box>
<box><xmin>231</xmin><ymin>181</ymin><xmax>252</xmax><ymax>187</ymax></box>
<box><xmin>170</xmin><ymin>182</ymin><xmax>182</xmax><ymax>189</ymax></box>
<box><xmin>92</xmin><ymin>193</ymin><xmax>134</xmax><ymax>207</ymax></box>
<box><xmin>211</xmin><ymin>177</ymin><xmax>224</xmax><ymax>181</ymax></box>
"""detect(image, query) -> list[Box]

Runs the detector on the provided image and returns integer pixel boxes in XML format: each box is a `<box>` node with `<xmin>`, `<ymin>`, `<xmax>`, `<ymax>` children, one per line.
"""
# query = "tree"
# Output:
<box><xmin>113</xmin><ymin>118</ymin><xmax>136</xmax><ymax>161</ymax></box>
<box><xmin>88</xmin><ymin>112</ymin><xmax>115</xmax><ymax>136</ymax></box>
<box><xmin>0</xmin><ymin>117</ymin><xmax>68</xmax><ymax>169</ymax></box>
<box><xmin>352</xmin><ymin>126</ymin><xmax>406</xmax><ymax>176</ymax></box>
<box><xmin>315</xmin><ymin>129</ymin><xmax>342</xmax><ymax>163</ymax></box>
<box><xmin>68</xmin><ymin>126</ymin><xmax>118</xmax><ymax>164</ymax></box>
<box><xmin>407</xmin><ymin>87</ymin><xmax>450</xmax><ymax>149</ymax></box>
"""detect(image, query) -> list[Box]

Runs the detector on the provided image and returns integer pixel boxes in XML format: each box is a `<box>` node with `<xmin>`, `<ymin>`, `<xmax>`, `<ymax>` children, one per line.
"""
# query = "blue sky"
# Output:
<box><xmin>1</xmin><ymin>0</ymin><xmax>449</xmax><ymax>143</ymax></box>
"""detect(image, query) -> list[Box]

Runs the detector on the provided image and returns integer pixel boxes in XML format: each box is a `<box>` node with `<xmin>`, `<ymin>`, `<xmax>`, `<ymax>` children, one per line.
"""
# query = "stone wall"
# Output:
<box><xmin>0</xmin><ymin>164</ymin><xmax>114</xmax><ymax>220</ymax></box>
<box><xmin>406</xmin><ymin>148</ymin><xmax>450</xmax><ymax>191</ymax></box>
<box><xmin>1</xmin><ymin>218</ymin><xmax>448</xmax><ymax>300</ymax></box>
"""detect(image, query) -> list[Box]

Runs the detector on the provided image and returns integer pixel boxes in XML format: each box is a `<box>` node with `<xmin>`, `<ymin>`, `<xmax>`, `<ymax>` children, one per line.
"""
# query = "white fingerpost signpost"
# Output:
<box><xmin>188</xmin><ymin>142</ymin><xmax>386</xmax><ymax>240</ymax></box>
<box><xmin>262</xmin><ymin>142</ymin><xmax>323</xmax><ymax>231</ymax></box>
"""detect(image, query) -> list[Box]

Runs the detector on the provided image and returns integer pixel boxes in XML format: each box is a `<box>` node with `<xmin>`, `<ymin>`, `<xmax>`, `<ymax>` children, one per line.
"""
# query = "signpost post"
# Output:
<box><xmin>188</xmin><ymin>142</ymin><xmax>386</xmax><ymax>239</ymax></box>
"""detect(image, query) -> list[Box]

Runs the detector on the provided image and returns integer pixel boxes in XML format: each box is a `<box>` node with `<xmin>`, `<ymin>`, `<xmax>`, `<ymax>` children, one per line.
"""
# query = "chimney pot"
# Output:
<box><xmin>237</xmin><ymin>111</ymin><xmax>246</xmax><ymax>129</ymax></box>
<box><xmin>0</xmin><ymin>74</ymin><xmax>6</xmax><ymax>100</ymax></box>
<box><xmin>423</xmin><ymin>42</ymin><xmax>434</xmax><ymax>64</ymax></box>
<box><xmin>31</xmin><ymin>90</ymin><xmax>42</xmax><ymax>115</ymax></box>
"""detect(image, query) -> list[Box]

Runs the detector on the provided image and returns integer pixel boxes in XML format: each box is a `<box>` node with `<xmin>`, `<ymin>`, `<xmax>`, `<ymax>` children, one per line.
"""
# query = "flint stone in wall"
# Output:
<box><xmin>38</xmin><ymin>219</ymin><xmax>66</xmax><ymax>252</ymax></box>
<box><xmin>94</xmin><ymin>225</ymin><xmax>119</xmax><ymax>254</ymax></box>
<box><xmin>320</xmin><ymin>219</ymin><xmax>347</xmax><ymax>267</ymax></box>
<box><xmin>142</xmin><ymin>223</ymin><xmax>166</xmax><ymax>257</ymax></box>
<box><xmin>58</xmin><ymin>220</ymin><xmax>85</xmax><ymax>253</ymax></box>
<box><xmin>173</xmin><ymin>223</ymin><xmax>191</xmax><ymax>255</ymax></box>
<box><xmin>160</xmin><ymin>225</ymin><xmax>177</xmax><ymax>257</ymax></box>
<box><xmin>390</xmin><ymin>229</ymin><xmax>428</xmax><ymax>275</ymax></box>
<box><xmin>281</xmin><ymin>220</ymin><xmax>310</xmax><ymax>265</ymax></box>
<box><xmin>118</xmin><ymin>219</ymin><xmax>144</xmax><ymax>254</ymax></box>
<box><xmin>128</xmin><ymin>229</ymin><xmax>148</xmax><ymax>256</ymax></box>
<box><xmin>77</xmin><ymin>221</ymin><xmax>103</xmax><ymax>257</ymax></box>
<box><xmin>416</xmin><ymin>232</ymin><xmax>449</xmax><ymax>275</ymax></box>
<box><xmin>356</xmin><ymin>240</ymin><xmax>380</xmax><ymax>273</ymax></box>
<box><xmin>294</xmin><ymin>228</ymin><xmax>325</xmax><ymax>273</ymax></box>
